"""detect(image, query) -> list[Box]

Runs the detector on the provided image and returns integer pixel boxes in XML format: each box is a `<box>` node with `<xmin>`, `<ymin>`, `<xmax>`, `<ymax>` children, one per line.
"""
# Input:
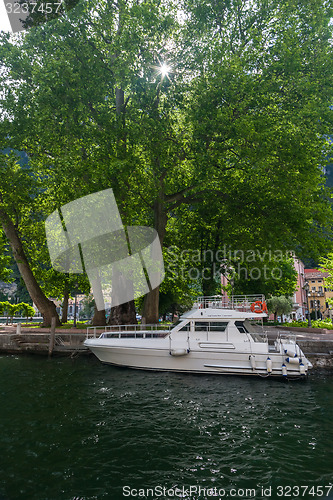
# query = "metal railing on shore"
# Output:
<box><xmin>0</xmin><ymin>317</ymin><xmax>43</xmax><ymax>324</ymax></box>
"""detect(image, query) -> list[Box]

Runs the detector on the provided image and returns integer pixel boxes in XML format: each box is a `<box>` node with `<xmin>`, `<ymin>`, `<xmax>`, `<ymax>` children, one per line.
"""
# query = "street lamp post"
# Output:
<box><xmin>303</xmin><ymin>281</ymin><xmax>311</xmax><ymax>327</ymax></box>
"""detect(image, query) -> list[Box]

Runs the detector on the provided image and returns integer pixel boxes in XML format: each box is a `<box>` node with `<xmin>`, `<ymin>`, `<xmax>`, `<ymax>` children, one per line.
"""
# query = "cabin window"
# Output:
<box><xmin>194</xmin><ymin>321</ymin><xmax>228</xmax><ymax>332</ymax></box>
<box><xmin>195</xmin><ymin>322</ymin><xmax>209</xmax><ymax>331</ymax></box>
<box><xmin>235</xmin><ymin>321</ymin><xmax>248</xmax><ymax>333</ymax></box>
<box><xmin>209</xmin><ymin>322</ymin><xmax>228</xmax><ymax>332</ymax></box>
<box><xmin>179</xmin><ymin>322</ymin><xmax>190</xmax><ymax>331</ymax></box>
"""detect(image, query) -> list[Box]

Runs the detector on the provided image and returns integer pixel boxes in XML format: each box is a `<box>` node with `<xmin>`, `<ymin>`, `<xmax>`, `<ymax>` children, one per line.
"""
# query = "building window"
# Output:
<box><xmin>319</xmin><ymin>286</ymin><xmax>323</xmax><ymax>293</ymax></box>
<box><xmin>310</xmin><ymin>300</ymin><xmax>314</xmax><ymax>309</ymax></box>
<box><xmin>312</xmin><ymin>287</ymin><xmax>316</xmax><ymax>292</ymax></box>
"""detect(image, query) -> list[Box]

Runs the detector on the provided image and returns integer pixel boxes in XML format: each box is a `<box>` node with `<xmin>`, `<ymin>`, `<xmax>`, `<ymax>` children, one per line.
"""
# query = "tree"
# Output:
<box><xmin>2</xmin><ymin>0</ymin><xmax>187</xmax><ymax>323</ymax></box>
<box><xmin>0</xmin><ymin>231</ymin><xmax>12</xmax><ymax>283</ymax></box>
<box><xmin>1</xmin><ymin>0</ymin><xmax>333</xmax><ymax>325</ymax></box>
<box><xmin>225</xmin><ymin>255</ymin><xmax>298</xmax><ymax>298</ymax></box>
<box><xmin>17</xmin><ymin>302</ymin><xmax>35</xmax><ymax>322</ymax></box>
<box><xmin>79</xmin><ymin>295</ymin><xmax>95</xmax><ymax>320</ymax></box>
<box><xmin>24</xmin><ymin>222</ymin><xmax>91</xmax><ymax>323</ymax></box>
<box><xmin>0</xmin><ymin>301</ymin><xmax>20</xmax><ymax>324</ymax></box>
<box><xmin>267</xmin><ymin>296</ymin><xmax>293</xmax><ymax>322</ymax></box>
<box><xmin>0</xmin><ymin>153</ymin><xmax>60</xmax><ymax>326</ymax></box>
<box><xmin>19</xmin><ymin>0</ymin><xmax>80</xmax><ymax>31</ymax></box>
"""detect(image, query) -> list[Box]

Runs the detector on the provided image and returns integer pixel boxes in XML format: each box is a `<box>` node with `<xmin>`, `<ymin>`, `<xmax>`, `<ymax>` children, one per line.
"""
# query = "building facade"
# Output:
<box><xmin>292</xmin><ymin>259</ymin><xmax>307</xmax><ymax>320</ymax></box>
<box><xmin>304</xmin><ymin>269</ymin><xmax>332</xmax><ymax>319</ymax></box>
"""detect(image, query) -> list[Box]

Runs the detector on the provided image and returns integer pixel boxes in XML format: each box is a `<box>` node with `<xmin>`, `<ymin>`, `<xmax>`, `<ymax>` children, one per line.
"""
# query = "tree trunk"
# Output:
<box><xmin>142</xmin><ymin>198</ymin><xmax>167</xmax><ymax>324</ymax></box>
<box><xmin>0</xmin><ymin>210</ymin><xmax>60</xmax><ymax>327</ymax></box>
<box><xmin>142</xmin><ymin>287</ymin><xmax>160</xmax><ymax>324</ymax></box>
<box><xmin>116</xmin><ymin>87</ymin><xmax>124</xmax><ymax>116</ymax></box>
<box><xmin>202</xmin><ymin>264</ymin><xmax>219</xmax><ymax>296</ymax></box>
<box><xmin>92</xmin><ymin>305</ymin><xmax>106</xmax><ymax>326</ymax></box>
<box><xmin>107</xmin><ymin>266</ymin><xmax>137</xmax><ymax>324</ymax></box>
<box><xmin>61</xmin><ymin>288</ymin><xmax>69</xmax><ymax>323</ymax></box>
<box><xmin>108</xmin><ymin>300</ymin><xmax>137</xmax><ymax>325</ymax></box>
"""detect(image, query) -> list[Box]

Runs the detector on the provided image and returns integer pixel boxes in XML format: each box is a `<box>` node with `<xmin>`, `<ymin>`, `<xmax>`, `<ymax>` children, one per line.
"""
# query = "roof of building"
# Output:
<box><xmin>304</xmin><ymin>269</ymin><xmax>329</xmax><ymax>279</ymax></box>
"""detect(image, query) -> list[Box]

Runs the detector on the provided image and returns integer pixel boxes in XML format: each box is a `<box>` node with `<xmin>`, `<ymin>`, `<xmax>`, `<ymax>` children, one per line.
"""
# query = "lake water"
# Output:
<box><xmin>0</xmin><ymin>355</ymin><xmax>332</xmax><ymax>500</ymax></box>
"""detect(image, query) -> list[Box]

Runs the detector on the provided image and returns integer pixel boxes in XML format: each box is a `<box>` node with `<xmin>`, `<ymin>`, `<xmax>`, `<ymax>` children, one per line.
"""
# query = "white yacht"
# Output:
<box><xmin>84</xmin><ymin>295</ymin><xmax>312</xmax><ymax>378</ymax></box>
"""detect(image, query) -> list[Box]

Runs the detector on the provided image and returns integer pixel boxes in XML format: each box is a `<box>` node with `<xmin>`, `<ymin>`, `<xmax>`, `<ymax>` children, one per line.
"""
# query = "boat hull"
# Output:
<box><xmin>85</xmin><ymin>341</ymin><xmax>311</xmax><ymax>378</ymax></box>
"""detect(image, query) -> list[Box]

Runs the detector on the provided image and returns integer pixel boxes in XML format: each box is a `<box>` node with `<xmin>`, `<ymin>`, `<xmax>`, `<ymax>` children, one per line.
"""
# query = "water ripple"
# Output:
<box><xmin>0</xmin><ymin>357</ymin><xmax>332</xmax><ymax>499</ymax></box>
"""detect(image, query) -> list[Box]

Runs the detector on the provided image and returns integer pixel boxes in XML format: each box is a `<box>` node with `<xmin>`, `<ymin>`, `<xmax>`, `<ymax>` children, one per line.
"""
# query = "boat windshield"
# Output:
<box><xmin>172</xmin><ymin>320</ymin><xmax>184</xmax><ymax>328</ymax></box>
<box><xmin>172</xmin><ymin>320</ymin><xmax>190</xmax><ymax>331</ymax></box>
<box><xmin>235</xmin><ymin>321</ymin><xmax>248</xmax><ymax>333</ymax></box>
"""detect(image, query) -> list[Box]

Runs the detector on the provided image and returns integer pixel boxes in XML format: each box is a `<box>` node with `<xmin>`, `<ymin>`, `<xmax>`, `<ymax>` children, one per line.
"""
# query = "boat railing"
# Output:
<box><xmin>277</xmin><ymin>331</ymin><xmax>297</xmax><ymax>344</ymax></box>
<box><xmin>249</xmin><ymin>332</ymin><xmax>268</xmax><ymax>343</ymax></box>
<box><xmin>194</xmin><ymin>295</ymin><xmax>265</xmax><ymax>311</ymax></box>
<box><xmin>86</xmin><ymin>324</ymin><xmax>173</xmax><ymax>339</ymax></box>
<box><xmin>99</xmin><ymin>331</ymin><xmax>169</xmax><ymax>339</ymax></box>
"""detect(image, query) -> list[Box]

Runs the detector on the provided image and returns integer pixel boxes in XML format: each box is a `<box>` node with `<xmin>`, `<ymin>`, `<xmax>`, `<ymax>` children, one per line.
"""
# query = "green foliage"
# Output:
<box><xmin>20</xmin><ymin>0</ymin><xmax>80</xmax><ymax>31</ymax></box>
<box><xmin>0</xmin><ymin>301</ymin><xmax>6</xmax><ymax>315</ymax></box>
<box><xmin>0</xmin><ymin>301</ymin><xmax>34</xmax><ymax>318</ymax></box>
<box><xmin>159</xmin><ymin>246</ymin><xmax>201</xmax><ymax>314</ymax></box>
<box><xmin>289</xmin><ymin>318</ymin><xmax>333</xmax><ymax>329</ymax></box>
<box><xmin>0</xmin><ymin>0</ymin><xmax>333</xmax><ymax>322</ymax></box>
<box><xmin>16</xmin><ymin>302</ymin><xmax>35</xmax><ymax>319</ymax></box>
<box><xmin>0</xmin><ymin>301</ymin><xmax>19</xmax><ymax>319</ymax></box>
<box><xmin>229</xmin><ymin>255</ymin><xmax>298</xmax><ymax>297</ymax></box>
<box><xmin>79</xmin><ymin>295</ymin><xmax>95</xmax><ymax>320</ymax></box>
<box><xmin>319</xmin><ymin>254</ymin><xmax>333</xmax><ymax>293</ymax></box>
<box><xmin>267</xmin><ymin>296</ymin><xmax>293</xmax><ymax>319</ymax></box>
<box><xmin>0</xmin><ymin>231</ymin><xmax>12</xmax><ymax>283</ymax></box>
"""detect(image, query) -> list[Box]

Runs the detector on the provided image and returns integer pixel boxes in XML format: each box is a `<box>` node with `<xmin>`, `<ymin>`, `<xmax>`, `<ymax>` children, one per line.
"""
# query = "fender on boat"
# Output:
<box><xmin>284</xmin><ymin>349</ymin><xmax>297</xmax><ymax>358</ymax></box>
<box><xmin>299</xmin><ymin>363</ymin><xmax>306</xmax><ymax>375</ymax></box>
<box><xmin>266</xmin><ymin>357</ymin><xmax>272</xmax><ymax>373</ymax></box>
<box><xmin>249</xmin><ymin>355</ymin><xmax>256</xmax><ymax>371</ymax></box>
<box><xmin>170</xmin><ymin>349</ymin><xmax>189</xmax><ymax>357</ymax></box>
<box><xmin>286</xmin><ymin>357</ymin><xmax>302</xmax><ymax>364</ymax></box>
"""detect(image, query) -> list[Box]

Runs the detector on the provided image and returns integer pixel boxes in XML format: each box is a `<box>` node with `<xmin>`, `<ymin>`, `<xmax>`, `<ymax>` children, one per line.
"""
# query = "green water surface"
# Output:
<box><xmin>0</xmin><ymin>355</ymin><xmax>332</xmax><ymax>500</ymax></box>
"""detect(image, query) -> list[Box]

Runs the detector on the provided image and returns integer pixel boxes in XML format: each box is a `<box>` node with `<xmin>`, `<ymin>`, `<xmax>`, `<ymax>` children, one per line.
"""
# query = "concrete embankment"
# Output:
<box><xmin>0</xmin><ymin>326</ymin><xmax>90</xmax><ymax>357</ymax></box>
